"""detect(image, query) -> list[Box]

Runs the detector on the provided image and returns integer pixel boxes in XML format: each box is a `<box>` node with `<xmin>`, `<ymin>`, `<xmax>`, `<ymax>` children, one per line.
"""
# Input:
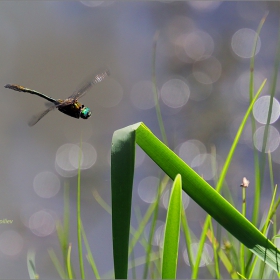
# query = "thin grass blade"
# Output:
<box><xmin>162</xmin><ymin>174</ymin><xmax>182</xmax><ymax>279</ymax></box>
<box><xmin>27</xmin><ymin>249</ymin><xmax>39</xmax><ymax>279</ymax></box>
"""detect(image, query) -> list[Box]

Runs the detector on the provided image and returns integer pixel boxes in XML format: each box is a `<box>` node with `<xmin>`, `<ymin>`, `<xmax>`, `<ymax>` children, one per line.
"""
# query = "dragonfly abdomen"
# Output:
<box><xmin>4</xmin><ymin>84</ymin><xmax>57</xmax><ymax>103</ymax></box>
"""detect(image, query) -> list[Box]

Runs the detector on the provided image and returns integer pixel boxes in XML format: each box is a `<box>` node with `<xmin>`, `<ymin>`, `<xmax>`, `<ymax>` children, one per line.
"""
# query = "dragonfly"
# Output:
<box><xmin>5</xmin><ymin>69</ymin><xmax>110</xmax><ymax>126</ymax></box>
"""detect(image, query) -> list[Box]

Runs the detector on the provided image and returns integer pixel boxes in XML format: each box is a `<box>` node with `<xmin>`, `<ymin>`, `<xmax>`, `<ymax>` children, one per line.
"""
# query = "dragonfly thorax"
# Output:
<box><xmin>80</xmin><ymin>106</ymin><xmax>91</xmax><ymax>119</ymax></box>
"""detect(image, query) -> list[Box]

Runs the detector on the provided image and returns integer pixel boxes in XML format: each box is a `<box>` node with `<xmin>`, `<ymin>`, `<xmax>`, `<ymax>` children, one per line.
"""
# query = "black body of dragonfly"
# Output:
<box><xmin>5</xmin><ymin>69</ymin><xmax>110</xmax><ymax>126</ymax></box>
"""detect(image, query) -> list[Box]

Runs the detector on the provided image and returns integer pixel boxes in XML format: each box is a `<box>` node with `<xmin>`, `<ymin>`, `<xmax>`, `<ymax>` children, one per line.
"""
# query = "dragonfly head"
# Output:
<box><xmin>80</xmin><ymin>106</ymin><xmax>92</xmax><ymax>119</ymax></box>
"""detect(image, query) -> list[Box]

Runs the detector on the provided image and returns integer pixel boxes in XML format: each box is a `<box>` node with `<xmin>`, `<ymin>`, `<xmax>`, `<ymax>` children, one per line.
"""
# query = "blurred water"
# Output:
<box><xmin>0</xmin><ymin>1</ymin><xmax>279</xmax><ymax>278</ymax></box>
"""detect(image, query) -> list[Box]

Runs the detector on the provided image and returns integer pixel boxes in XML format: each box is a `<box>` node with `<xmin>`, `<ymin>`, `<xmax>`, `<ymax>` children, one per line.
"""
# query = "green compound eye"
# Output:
<box><xmin>80</xmin><ymin>107</ymin><xmax>92</xmax><ymax>119</ymax></box>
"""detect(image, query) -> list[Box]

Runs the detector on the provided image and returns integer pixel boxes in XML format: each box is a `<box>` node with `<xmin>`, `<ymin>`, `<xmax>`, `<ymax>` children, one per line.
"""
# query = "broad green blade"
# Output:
<box><xmin>111</xmin><ymin>125</ymin><xmax>136</xmax><ymax>279</ymax></box>
<box><xmin>162</xmin><ymin>174</ymin><xmax>182</xmax><ymax>279</ymax></box>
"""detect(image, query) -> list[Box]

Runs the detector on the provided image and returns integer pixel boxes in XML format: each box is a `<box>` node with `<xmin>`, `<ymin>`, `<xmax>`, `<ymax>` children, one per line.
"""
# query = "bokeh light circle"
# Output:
<box><xmin>55</xmin><ymin>144</ymin><xmax>79</xmax><ymax>173</ymax></box>
<box><xmin>29</xmin><ymin>210</ymin><xmax>56</xmax><ymax>237</ymax></box>
<box><xmin>55</xmin><ymin>161</ymin><xmax>77</xmax><ymax>178</ymax></box>
<box><xmin>192</xmin><ymin>56</ymin><xmax>222</xmax><ymax>84</ymax></box>
<box><xmin>68</xmin><ymin>145</ymin><xmax>82</xmax><ymax>169</ymax></box>
<box><xmin>33</xmin><ymin>171</ymin><xmax>60</xmax><ymax>198</ymax></box>
<box><xmin>80</xmin><ymin>142</ymin><xmax>97</xmax><ymax>169</ymax></box>
<box><xmin>192</xmin><ymin>154</ymin><xmax>216</xmax><ymax>180</ymax></box>
<box><xmin>0</xmin><ymin>230</ymin><xmax>23</xmax><ymax>257</ymax></box>
<box><xmin>138</xmin><ymin>176</ymin><xmax>159</xmax><ymax>203</ymax></box>
<box><xmin>161</xmin><ymin>78</ymin><xmax>190</xmax><ymax>108</ymax></box>
<box><xmin>234</xmin><ymin>70</ymin><xmax>267</xmax><ymax>102</ymax></box>
<box><xmin>178</xmin><ymin>139</ymin><xmax>207</xmax><ymax>165</ymax></box>
<box><xmin>183</xmin><ymin>30</ymin><xmax>214</xmax><ymax>61</ymax></box>
<box><xmin>55</xmin><ymin>142</ymin><xmax>97</xmax><ymax>177</ymax></box>
<box><xmin>253</xmin><ymin>125</ymin><xmax>280</xmax><ymax>153</ymax></box>
<box><xmin>69</xmin><ymin>142</ymin><xmax>97</xmax><ymax>170</ymax></box>
<box><xmin>253</xmin><ymin>96</ymin><xmax>280</xmax><ymax>124</ymax></box>
<box><xmin>231</xmin><ymin>28</ymin><xmax>261</xmax><ymax>58</ymax></box>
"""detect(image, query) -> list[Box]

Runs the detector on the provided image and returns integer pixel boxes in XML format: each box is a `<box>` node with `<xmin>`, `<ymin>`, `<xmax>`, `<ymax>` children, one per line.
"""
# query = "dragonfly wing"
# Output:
<box><xmin>67</xmin><ymin>69</ymin><xmax>110</xmax><ymax>101</ymax></box>
<box><xmin>44</xmin><ymin>101</ymin><xmax>58</xmax><ymax>108</ymax></box>
<box><xmin>28</xmin><ymin>106</ymin><xmax>55</xmax><ymax>126</ymax></box>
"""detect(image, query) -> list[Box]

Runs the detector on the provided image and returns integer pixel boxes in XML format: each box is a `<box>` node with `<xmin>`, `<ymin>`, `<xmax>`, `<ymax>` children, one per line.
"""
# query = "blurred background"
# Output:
<box><xmin>1</xmin><ymin>1</ymin><xmax>280</xmax><ymax>278</ymax></box>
